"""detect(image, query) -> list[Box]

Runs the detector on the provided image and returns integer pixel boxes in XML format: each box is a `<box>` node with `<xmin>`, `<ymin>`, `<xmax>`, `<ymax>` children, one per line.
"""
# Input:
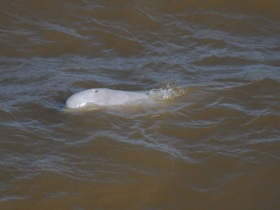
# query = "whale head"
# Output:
<box><xmin>66</xmin><ymin>88</ymin><xmax>108</xmax><ymax>109</ymax></box>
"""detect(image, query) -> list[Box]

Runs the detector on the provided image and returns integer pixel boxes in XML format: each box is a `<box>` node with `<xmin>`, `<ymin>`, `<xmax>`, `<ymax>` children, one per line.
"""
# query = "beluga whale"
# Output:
<box><xmin>65</xmin><ymin>86</ymin><xmax>186</xmax><ymax>110</ymax></box>
<box><xmin>65</xmin><ymin>88</ymin><xmax>153</xmax><ymax>109</ymax></box>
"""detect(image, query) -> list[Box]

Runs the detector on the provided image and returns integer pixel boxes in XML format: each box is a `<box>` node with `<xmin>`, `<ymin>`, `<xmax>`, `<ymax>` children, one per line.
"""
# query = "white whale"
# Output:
<box><xmin>66</xmin><ymin>88</ymin><xmax>152</xmax><ymax>109</ymax></box>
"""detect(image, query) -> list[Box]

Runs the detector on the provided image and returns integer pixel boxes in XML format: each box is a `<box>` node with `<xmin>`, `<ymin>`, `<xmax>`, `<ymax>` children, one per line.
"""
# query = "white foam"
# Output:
<box><xmin>149</xmin><ymin>85</ymin><xmax>186</xmax><ymax>101</ymax></box>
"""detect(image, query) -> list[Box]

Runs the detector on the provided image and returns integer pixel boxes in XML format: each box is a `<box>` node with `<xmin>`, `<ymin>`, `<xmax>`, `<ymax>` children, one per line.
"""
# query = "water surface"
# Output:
<box><xmin>1</xmin><ymin>0</ymin><xmax>280</xmax><ymax>209</ymax></box>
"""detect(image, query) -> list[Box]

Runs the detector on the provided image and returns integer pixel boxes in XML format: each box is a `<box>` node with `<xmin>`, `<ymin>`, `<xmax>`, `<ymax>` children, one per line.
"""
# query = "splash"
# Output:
<box><xmin>148</xmin><ymin>84</ymin><xmax>186</xmax><ymax>101</ymax></box>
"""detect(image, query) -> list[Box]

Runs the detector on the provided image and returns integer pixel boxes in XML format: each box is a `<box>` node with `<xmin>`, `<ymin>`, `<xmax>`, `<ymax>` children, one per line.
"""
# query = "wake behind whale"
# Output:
<box><xmin>65</xmin><ymin>87</ymin><xmax>185</xmax><ymax>110</ymax></box>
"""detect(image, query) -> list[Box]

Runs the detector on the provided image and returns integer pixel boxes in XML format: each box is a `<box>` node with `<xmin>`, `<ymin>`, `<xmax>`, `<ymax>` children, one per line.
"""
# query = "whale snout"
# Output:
<box><xmin>65</xmin><ymin>89</ymin><xmax>100</xmax><ymax>109</ymax></box>
<box><xmin>66</xmin><ymin>95</ymin><xmax>81</xmax><ymax>109</ymax></box>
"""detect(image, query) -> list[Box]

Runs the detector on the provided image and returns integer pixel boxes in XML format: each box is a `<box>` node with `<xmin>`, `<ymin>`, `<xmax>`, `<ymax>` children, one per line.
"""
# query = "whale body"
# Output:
<box><xmin>66</xmin><ymin>88</ymin><xmax>151</xmax><ymax>109</ymax></box>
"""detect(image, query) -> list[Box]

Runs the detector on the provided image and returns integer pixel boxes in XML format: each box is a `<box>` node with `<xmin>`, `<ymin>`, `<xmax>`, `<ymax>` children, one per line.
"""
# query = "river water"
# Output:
<box><xmin>1</xmin><ymin>0</ymin><xmax>280</xmax><ymax>209</ymax></box>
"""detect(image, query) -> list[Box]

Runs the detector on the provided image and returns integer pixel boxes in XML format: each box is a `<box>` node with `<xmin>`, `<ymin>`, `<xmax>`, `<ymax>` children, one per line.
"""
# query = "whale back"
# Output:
<box><xmin>66</xmin><ymin>88</ymin><xmax>149</xmax><ymax>109</ymax></box>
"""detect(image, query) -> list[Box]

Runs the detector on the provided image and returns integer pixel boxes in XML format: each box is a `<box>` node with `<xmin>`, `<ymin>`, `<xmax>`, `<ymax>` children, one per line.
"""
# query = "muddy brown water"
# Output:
<box><xmin>1</xmin><ymin>0</ymin><xmax>280</xmax><ymax>209</ymax></box>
